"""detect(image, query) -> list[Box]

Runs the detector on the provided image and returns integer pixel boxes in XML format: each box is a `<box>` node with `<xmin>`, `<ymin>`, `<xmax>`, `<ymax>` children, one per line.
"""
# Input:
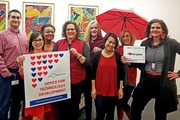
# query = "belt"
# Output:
<box><xmin>146</xmin><ymin>72</ymin><xmax>161</xmax><ymax>76</ymax></box>
<box><xmin>8</xmin><ymin>68</ymin><xmax>19</xmax><ymax>73</ymax></box>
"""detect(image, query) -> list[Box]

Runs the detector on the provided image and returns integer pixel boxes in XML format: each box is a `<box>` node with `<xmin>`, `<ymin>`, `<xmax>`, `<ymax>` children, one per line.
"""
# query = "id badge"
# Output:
<box><xmin>151</xmin><ymin>63</ymin><xmax>156</xmax><ymax>71</ymax></box>
<box><xmin>11</xmin><ymin>79</ymin><xmax>19</xmax><ymax>85</ymax></box>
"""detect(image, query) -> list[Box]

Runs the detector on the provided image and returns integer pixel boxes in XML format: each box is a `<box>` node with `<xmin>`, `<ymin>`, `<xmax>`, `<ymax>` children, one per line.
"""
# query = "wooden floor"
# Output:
<box><xmin>79</xmin><ymin>97</ymin><xmax>180</xmax><ymax>120</ymax></box>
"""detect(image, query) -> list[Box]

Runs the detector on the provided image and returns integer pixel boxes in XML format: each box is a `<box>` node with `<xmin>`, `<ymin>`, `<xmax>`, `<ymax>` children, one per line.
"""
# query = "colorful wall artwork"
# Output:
<box><xmin>0</xmin><ymin>1</ymin><xmax>9</xmax><ymax>31</ymax></box>
<box><xmin>68</xmin><ymin>4</ymin><xmax>99</xmax><ymax>39</ymax></box>
<box><xmin>23</xmin><ymin>2</ymin><xmax>54</xmax><ymax>38</ymax></box>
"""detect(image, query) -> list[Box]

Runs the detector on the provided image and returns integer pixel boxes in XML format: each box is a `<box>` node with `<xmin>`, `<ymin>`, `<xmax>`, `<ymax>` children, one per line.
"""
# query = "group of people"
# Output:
<box><xmin>0</xmin><ymin>9</ymin><xmax>180</xmax><ymax>120</ymax></box>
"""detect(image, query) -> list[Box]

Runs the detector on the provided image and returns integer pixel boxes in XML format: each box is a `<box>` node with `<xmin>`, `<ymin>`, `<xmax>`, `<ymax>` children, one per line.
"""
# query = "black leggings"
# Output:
<box><xmin>131</xmin><ymin>74</ymin><xmax>167</xmax><ymax>120</ymax></box>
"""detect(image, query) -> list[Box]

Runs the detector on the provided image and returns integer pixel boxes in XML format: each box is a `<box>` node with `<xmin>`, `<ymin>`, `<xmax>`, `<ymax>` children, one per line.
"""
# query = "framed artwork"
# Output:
<box><xmin>0</xmin><ymin>0</ymin><xmax>9</xmax><ymax>31</ymax></box>
<box><xmin>68</xmin><ymin>4</ymin><xmax>99</xmax><ymax>34</ymax></box>
<box><xmin>23</xmin><ymin>2</ymin><xmax>55</xmax><ymax>38</ymax></box>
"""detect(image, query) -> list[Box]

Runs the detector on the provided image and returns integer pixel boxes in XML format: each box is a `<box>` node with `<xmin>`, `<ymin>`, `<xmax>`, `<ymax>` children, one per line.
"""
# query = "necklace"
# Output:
<box><xmin>102</xmin><ymin>49</ymin><xmax>114</xmax><ymax>58</ymax></box>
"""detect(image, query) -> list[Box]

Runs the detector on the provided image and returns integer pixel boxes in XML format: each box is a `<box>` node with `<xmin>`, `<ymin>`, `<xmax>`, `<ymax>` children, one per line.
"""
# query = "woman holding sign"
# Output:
<box><xmin>122</xmin><ymin>19</ymin><xmax>180</xmax><ymax>120</ymax></box>
<box><xmin>17</xmin><ymin>31</ymin><xmax>51</xmax><ymax>120</ymax></box>
<box><xmin>53</xmin><ymin>21</ymin><xmax>90</xmax><ymax>120</ymax></box>
<box><xmin>116</xmin><ymin>29</ymin><xmax>137</xmax><ymax>120</ymax></box>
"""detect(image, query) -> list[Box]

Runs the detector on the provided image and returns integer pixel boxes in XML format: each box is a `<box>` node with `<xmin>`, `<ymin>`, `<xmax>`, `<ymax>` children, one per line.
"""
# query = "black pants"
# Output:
<box><xmin>95</xmin><ymin>95</ymin><xmax>117</xmax><ymax>120</ymax></box>
<box><xmin>84</xmin><ymin>66</ymin><xmax>92</xmax><ymax>120</ymax></box>
<box><xmin>131</xmin><ymin>73</ymin><xmax>167</xmax><ymax>120</ymax></box>
<box><xmin>117</xmin><ymin>85</ymin><xmax>134</xmax><ymax>111</ymax></box>
<box><xmin>58</xmin><ymin>80</ymin><xmax>84</xmax><ymax>120</ymax></box>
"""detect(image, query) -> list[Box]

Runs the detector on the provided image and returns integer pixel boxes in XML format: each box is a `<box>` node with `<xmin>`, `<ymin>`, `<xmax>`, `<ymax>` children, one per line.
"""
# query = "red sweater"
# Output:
<box><xmin>57</xmin><ymin>38</ymin><xmax>86</xmax><ymax>84</ymax></box>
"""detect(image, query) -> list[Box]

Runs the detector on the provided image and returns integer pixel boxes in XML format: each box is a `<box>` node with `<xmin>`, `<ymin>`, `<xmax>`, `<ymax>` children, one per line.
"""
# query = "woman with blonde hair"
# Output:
<box><xmin>83</xmin><ymin>20</ymin><xmax>104</xmax><ymax>120</ymax></box>
<box><xmin>117</xmin><ymin>29</ymin><xmax>137</xmax><ymax>120</ymax></box>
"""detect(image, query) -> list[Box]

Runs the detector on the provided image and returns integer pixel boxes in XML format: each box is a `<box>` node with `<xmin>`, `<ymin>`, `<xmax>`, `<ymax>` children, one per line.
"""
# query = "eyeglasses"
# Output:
<box><xmin>66</xmin><ymin>28</ymin><xmax>75</xmax><ymax>31</ymax></box>
<box><xmin>32</xmin><ymin>39</ymin><xmax>43</xmax><ymax>43</ymax></box>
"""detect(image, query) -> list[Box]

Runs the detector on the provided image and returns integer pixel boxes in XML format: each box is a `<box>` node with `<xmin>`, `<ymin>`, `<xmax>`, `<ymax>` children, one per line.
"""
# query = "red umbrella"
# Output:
<box><xmin>96</xmin><ymin>8</ymin><xmax>148</xmax><ymax>40</ymax></box>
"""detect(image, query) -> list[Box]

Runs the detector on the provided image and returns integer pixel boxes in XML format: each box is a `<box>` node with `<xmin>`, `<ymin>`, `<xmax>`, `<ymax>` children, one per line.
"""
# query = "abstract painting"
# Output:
<box><xmin>68</xmin><ymin>4</ymin><xmax>99</xmax><ymax>34</ymax></box>
<box><xmin>0</xmin><ymin>1</ymin><xmax>9</xmax><ymax>31</ymax></box>
<box><xmin>23</xmin><ymin>2</ymin><xmax>54</xmax><ymax>38</ymax></box>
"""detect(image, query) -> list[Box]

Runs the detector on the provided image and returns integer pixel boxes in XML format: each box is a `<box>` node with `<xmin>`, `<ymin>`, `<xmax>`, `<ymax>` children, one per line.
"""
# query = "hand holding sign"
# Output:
<box><xmin>123</xmin><ymin>46</ymin><xmax>145</xmax><ymax>63</ymax></box>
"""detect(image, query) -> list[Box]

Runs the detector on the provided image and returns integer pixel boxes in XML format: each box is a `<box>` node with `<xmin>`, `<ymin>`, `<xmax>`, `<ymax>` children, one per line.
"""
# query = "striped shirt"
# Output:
<box><xmin>0</xmin><ymin>27</ymin><xmax>29</xmax><ymax>77</ymax></box>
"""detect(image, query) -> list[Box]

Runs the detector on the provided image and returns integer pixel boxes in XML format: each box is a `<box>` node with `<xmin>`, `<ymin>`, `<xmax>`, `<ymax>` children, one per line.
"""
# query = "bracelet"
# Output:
<box><xmin>77</xmin><ymin>54</ymin><xmax>82</xmax><ymax>59</ymax></box>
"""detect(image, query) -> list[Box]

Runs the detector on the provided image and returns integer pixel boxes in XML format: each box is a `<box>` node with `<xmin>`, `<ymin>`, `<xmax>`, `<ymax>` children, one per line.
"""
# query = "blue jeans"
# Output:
<box><xmin>0</xmin><ymin>71</ymin><xmax>24</xmax><ymax>120</ymax></box>
<box><xmin>95</xmin><ymin>95</ymin><xmax>117</xmax><ymax>120</ymax></box>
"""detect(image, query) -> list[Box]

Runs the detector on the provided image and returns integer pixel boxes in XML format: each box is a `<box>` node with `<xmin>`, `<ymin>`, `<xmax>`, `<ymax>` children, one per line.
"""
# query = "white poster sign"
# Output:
<box><xmin>23</xmin><ymin>51</ymin><xmax>71</xmax><ymax>108</ymax></box>
<box><xmin>124</xmin><ymin>46</ymin><xmax>145</xmax><ymax>63</ymax></box>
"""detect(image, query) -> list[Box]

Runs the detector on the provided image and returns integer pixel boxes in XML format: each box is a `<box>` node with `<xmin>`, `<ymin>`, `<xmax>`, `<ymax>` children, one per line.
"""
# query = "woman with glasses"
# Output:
<box><xmin>17</xmin><ymin>31</ymin><xmax>51</xmax><ymax>120</ymax></box>
<box><xmin>53</xmin><ymin>21</ymin><xmax>90</xmax><ymax>120</ymax></box>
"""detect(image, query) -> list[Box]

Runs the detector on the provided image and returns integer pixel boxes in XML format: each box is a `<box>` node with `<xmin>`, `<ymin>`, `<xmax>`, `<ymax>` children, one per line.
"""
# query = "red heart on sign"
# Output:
<box><xmin>32</xmin><ymin>78</ymin><xmax>36</xmax><ymax>82</ymax></box>
<box><xmin>30</xmin><ymin>56</ymin><xmax>35</xmax><ymax>60</ymax></box>
<box><xmin>37</xmin><ymin>55</ymin><xmax>41</xmax><ymax>59</ymax></box>
<box><xmin>128</xmin><ymin>52</ymin><xmax>132</xmax><ymax>55</ymax></box>
<box><xmin>38</xmin><ymin>72</ymin><xmax>42</xmax><ymax>76</ymax></box>
<box><xmin>31</xmin><ymin>62</ymin><xmax>36</xmax><ymax>66</ymax></box>
<box><xmin>32</xmin><ymin>84</ymin><xmax>37</xmax><ymax>88</ymax></box>
<box><xmin>48</xmin><ymin>60</ymin><xmax>53</xmax><ymax>64</ymax></box>
<box><xmin>43</xmin><ymin>66</ymin><xmax>47</xmax><ymax>70</ymax></box>
<box><xmin>54</xmin><ymin>54</ymin><xmax>58</xmax><ymax>58</ymax></box>
<box><xmin>48</xmin><ymin>54</ymin><xmax>52</xmax><ymax>58</ymax></box>
<box><xmin>42</xmin><ymin>55</ymin><xmax>47</xmax><ymax>59</ymax></box>
<box><xmin>37</xmin><ymin>66</ymin><xmax>42</xmax><ymax>71</ymax></box>
<box><xmin>54</xmin><ymin>59</ymin><xmax>58</xmax><ymax>63</ymax></box>
<box><xmin>37</xmin><ymin>61</ymin><xmax>41</xmax><ymax>65</ymax></box>
<box><xmin>43</xmin><ymin>71</ymin><xmax>48</xmax><ymax>75</ymax></box>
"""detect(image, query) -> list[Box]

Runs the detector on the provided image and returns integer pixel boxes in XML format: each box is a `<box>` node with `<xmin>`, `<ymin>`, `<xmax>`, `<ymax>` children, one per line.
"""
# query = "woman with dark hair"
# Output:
<box><xmin>41</xmin><ymin>24</ymin><xmax>55</xmax><ymax>52</ymax></box>
<box><xmin>53</xmin><ymin>21</ymin><xmax>90</xmax><ymax>120</ymax></box>
<box><xmin>17</xmin><ymin>31</ymin><xmax>51</xmax><ymax>120</ymax></box>
<box><xmin>40</xmin><ymin>24</ymin><xmax>59</xmax><ymax>120</ymax></box>
<box><xmin>122</xmin><ymin>19</ymin><xmax>180</xmax><ymax>120</ymax></box>
<box><xmin>91</xmin><ymin>33</ymin><xmax>124</xmax><ymax>120</ymax></box>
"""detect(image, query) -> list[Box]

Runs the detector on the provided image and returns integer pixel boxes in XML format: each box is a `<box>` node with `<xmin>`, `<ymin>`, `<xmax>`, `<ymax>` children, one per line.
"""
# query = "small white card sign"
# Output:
<box><xmin>23</xmin><ymin>51</ymin><xmax>71</xmax><ymax>108</ymax></box>
<box><xmin>124</xmin><ymin>46</ymin><xmax>145</xmax><ymax>63</ymax></box>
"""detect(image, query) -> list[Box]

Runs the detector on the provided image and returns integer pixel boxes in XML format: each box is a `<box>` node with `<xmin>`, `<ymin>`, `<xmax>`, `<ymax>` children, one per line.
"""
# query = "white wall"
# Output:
<box><xmin>8</xmin><ymin>0</ymin><xmax>180</xmax><ymax>94</ymax></box>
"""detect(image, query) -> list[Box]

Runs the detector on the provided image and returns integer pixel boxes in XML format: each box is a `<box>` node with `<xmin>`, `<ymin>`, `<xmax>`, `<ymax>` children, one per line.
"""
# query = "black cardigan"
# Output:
<box><xmin>91</xmin><ymin>51</ymin><xmax>125</xmax><ymax>88</ymax></box>
<box><xmin>132</xmin><ymin>38</ymin><xmax>180</xmax><ymax>113</ymax></box>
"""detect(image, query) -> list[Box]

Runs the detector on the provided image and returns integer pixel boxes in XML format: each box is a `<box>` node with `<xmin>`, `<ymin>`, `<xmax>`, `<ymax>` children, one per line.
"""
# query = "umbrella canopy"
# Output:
<box><xmin>96</xmin><ymin>8</ymin><xmax>148</xmax><ymax>40</ymax></box>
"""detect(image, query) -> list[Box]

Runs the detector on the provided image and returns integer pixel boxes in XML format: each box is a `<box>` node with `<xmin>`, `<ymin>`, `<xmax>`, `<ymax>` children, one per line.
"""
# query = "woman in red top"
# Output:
<box><xmin>53</xmin><ymin>21</ymin><xmax>90</xmax><ymax>120</ymax></box>
<box><xmin>17</xmin><ymin>31</ymin><xmax>51</xmax><ymax>120</ymax></box>
<box><xmin>91</xmin><ymin>33</ymin><xmax>124</xmax><ymax>120</ymax></box>
<box><xmin>41</xmin><ymin>24</ymin><xmax>59</xmax><ymax>120</ymax></box>
<box><xmin>116</xmin><ymin>29</ymin><xmax>137</xmax><ymax>120</ymax></box>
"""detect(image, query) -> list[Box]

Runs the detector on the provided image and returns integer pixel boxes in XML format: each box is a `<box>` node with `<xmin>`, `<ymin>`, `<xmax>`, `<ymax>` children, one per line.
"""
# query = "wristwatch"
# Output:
<box><xmin>177</xmin><ymin>71</ymin><xmax>180</xmax><ymax>77</ymax></box>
